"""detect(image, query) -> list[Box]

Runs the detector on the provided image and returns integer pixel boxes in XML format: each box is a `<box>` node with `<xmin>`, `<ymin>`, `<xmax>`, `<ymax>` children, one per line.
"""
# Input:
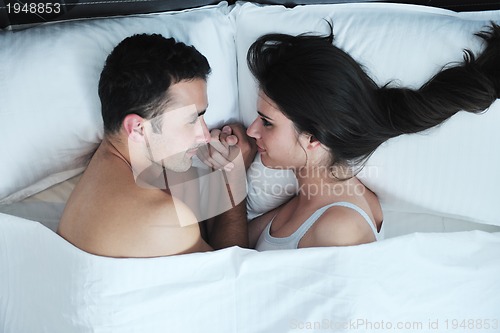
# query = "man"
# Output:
<box><xmin>57</xmin><ymin>34</ymin><xmax>254</xmax><ymax>257</ymax></box>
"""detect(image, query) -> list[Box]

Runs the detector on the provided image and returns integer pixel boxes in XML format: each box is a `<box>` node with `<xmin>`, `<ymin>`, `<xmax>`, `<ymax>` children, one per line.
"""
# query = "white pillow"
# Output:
<box><xmin>0</xmin><ymin>2</ymin><xmax>238</xmax><ymax>203</ymax></box>
<box><xmin>246</xmin><ymin>153</ymin><xmax>297</xmax><ymax>219</ymax></box>
<box><xmin>236</xmin><ymin>2</ymin><xmax>500</xmax><ymax>226</ymax></box>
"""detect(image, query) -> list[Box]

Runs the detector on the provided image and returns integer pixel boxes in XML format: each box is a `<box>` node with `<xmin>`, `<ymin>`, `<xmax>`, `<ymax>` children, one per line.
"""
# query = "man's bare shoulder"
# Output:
<box><xmin>118</xmin><ymin>191</ymin><xmax>213</xmax><ymax>257</ymax></box>
<box><xmin>58</xmin><ymin>160</ymin><xmax>212</xmax><ymax>257</ymax></box>
<box><xmin>131</xmin><ymin>193</ymin><xmax>211</xmax><ymax>257</ymax></box>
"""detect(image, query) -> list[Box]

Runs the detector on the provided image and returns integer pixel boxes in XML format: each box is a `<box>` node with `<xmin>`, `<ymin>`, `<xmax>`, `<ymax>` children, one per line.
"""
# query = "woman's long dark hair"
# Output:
<box><xmin>247</xmin><ymin>23</ymin><xmax>499</xmax><ymax>172</ymax></box>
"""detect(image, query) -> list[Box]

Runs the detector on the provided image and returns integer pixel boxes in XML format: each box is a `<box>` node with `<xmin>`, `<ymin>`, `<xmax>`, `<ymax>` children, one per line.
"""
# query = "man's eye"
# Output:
<box><xmin>261</xmin><ymin>118</ymin><xmax>272</xmax><ymax>127</ymax></box>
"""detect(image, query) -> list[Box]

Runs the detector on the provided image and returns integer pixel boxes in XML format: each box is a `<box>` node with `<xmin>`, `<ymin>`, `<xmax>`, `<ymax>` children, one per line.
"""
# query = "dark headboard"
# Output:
<box><xmin>0</xmin><ymin>0</ymin><xmax>219</xmax><ymax>30</ymax></box>
<box><xmin>246</xmin><ymin>0</ymin><xmax>500</xmax><ymax>11</ymax></box>
<box><xmin>1</xmin><ymin>0</ymin><xmax>499</xmax><ymax>30</ymax></box>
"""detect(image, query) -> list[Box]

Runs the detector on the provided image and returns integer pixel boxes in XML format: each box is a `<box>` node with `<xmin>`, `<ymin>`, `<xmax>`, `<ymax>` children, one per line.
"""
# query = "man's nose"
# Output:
<box><xmin>196</xmin><ymin>116</ymin><xmax>211</xmax><ymax>144</ymax></box>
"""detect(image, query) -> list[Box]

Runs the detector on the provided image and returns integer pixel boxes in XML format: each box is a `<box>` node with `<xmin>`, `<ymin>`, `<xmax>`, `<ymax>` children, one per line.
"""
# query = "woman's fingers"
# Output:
<box><xmin>224</xmin><ymin>134</ymin><xmax>238</xmax><ymax>146</ymax></box>
<box><xmin>209</xmin><ymin>128</ymin><xmax>230</xmax><ymax>158</ymax></box>
<box><xmin>221</xmin><ymin>123</ymin><xmax>257</xmax><ymax>170</ymax></box>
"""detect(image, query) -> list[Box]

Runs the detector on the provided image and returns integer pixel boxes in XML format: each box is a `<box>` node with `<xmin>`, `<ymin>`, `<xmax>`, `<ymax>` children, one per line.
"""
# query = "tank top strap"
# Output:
<box><xmin>292</xmin><ymin>201</ymin><xmax>379</xmax><ymax>245</ymax></box>
<box><xmin>328</xmin><ymin>202</ymin><xmax>379</xmax><ymax>240</ymax></box>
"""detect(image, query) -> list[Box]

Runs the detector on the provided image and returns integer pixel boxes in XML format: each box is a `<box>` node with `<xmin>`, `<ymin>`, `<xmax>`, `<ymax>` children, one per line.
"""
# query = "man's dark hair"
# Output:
<box><xmin>98</xmin><ymin>34</ymin><xmax>211</xmax><ymax>135</ymax></box>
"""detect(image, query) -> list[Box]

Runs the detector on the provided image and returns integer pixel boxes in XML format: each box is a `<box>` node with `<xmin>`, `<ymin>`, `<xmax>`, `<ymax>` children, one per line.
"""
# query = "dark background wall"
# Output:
<box><xmin>1</xmin><ymin>0</ymin><xmax>499</xmax><ymax>30</ymax></box>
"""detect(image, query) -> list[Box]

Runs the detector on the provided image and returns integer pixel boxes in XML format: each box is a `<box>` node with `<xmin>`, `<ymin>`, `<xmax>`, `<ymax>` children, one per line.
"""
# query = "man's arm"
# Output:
<box><xmin>209</xmin><ymin>194</ymin><xmax>248</xmax><ymax>249</ymax></box>
<box><xmin>202</xmin><ymin>123</ymin><xmax>257</xmax><ymax>249</ymax></box>
<box><xmin>207</xmin><ymin>146</ymin><xmax>249</xmax><ymax>249</ymax></box>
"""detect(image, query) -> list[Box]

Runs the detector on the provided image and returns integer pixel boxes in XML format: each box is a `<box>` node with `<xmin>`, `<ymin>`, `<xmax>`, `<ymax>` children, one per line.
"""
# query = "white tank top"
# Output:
<box><xmin>255</xmin><ymin>201</ymin><xmax>380</xmax><ymax>251</ymax></box>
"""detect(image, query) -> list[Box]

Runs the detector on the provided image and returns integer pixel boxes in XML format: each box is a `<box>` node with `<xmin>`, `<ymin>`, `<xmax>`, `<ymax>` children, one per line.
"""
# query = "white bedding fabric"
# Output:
<box><xmin>1</xmin><ymin>213</ymin><xmax>500</xmax><ymax>333</ymax></box>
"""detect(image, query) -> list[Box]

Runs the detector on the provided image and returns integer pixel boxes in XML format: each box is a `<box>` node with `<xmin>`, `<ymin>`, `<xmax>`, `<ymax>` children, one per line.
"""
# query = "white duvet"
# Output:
<box><xmin>1</xmin><ymin>213</ymin><xmax>499</xmax><ymax>333</ymax></box>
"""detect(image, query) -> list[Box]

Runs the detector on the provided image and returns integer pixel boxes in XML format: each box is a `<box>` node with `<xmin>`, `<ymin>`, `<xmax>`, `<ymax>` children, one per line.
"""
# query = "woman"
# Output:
<box><xmin>204</xmin><ymin>23</ymin><xmax>500</xmax><ymax>250</ymax></box>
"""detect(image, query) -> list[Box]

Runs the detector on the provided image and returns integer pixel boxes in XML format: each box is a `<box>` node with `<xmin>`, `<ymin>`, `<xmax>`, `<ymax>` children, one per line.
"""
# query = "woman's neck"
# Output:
<box><xmin>293</xmin><ymin>165</ymin><xmax>352</xmax><ymax>205</ymax></box>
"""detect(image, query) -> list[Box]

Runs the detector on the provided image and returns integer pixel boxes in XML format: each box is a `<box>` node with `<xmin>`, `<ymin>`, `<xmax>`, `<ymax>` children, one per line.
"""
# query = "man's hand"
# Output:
<box><xmin>197</xmin><ymin>123</ymin><xmax>257</xmax><ymax>171</ymax></box>
<box><xmin>226</xmin><ymin>123</ymin><xmax>257</xmax><ymax>171</ymax></box>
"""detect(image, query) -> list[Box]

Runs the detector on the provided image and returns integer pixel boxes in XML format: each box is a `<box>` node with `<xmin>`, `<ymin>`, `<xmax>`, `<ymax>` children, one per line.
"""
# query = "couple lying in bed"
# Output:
<box><xmin>57</xmin><ymin>23</ymin><xmax>500</xmax><ymax>258</ymax></box>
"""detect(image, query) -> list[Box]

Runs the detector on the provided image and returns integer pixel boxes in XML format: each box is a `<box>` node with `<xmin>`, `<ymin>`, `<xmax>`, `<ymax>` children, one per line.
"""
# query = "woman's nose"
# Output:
<box><xmin>246</xmin><ymin>118</ymin><xmax>260</xmax><ymax>139</ymax></box>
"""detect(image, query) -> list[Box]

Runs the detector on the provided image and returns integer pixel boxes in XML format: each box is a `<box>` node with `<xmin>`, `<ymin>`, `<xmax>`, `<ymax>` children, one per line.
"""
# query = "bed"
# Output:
<box><xmin>1</xmin><ymin>1</ymin><xmax>500</xmax><ymax>332</ymax></box>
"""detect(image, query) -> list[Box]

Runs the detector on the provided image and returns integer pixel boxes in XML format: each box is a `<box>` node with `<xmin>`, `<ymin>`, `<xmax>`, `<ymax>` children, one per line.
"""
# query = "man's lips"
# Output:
<box><xmin>186</xmin><ymin>147</ymin><xmax>199</xmax><ymax>156</ymax></box>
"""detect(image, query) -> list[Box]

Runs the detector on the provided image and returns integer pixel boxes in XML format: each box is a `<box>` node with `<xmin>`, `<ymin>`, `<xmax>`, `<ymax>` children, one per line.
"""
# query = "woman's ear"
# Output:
<box><xmin>306</xmin><ymin>134</ymin><xmax>322</xmax><ymax>150</ymax></box>
<box><xmin>123</xmin><ymin>114</ymin><xmax>144</xmax><ymax>142</ymax></box>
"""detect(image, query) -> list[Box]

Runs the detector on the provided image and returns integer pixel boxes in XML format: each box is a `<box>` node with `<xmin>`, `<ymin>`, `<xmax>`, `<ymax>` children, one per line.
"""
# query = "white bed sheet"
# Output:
<box><xmin>1</xmin><ymin>213</ymin><xmax>499</xmax><ymax>333</ymax></box>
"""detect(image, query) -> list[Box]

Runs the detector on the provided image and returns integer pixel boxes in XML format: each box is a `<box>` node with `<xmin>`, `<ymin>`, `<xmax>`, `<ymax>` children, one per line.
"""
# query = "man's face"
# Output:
<box><xmin>143</xmin><ymin>79</ymin><xmax>210</xmax><ymax>172</ymax></box>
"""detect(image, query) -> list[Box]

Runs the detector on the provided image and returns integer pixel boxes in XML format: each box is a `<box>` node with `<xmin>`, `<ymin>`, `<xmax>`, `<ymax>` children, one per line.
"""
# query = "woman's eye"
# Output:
<box><xmin>261</xmin><ymin>117</ymin><xmax>272</xmax><ymax>127</ymax></box>
<box><xmin>189</xmin><ymin>117</ymin><xmax>198</xmax><ymax>124</ymax></box>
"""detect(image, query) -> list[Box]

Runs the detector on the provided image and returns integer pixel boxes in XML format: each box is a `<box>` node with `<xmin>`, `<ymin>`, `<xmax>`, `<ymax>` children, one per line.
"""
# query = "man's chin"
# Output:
<box><xmin>162</xmin><ymin>158</ymin><xmax>193</xmax><ymax>173</ymax></box>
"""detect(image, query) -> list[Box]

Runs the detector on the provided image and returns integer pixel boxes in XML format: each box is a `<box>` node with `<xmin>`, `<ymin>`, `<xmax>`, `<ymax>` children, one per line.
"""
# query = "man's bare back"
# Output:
<box><xmin>58</xmin><ymin>141</ymin><xmax>211</xmax><ymax>257</ymax></box>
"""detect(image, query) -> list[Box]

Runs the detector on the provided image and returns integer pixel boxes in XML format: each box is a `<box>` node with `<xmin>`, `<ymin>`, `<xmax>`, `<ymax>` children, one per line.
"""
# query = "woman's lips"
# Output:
<box><xmin>256</xmin><ymin>144</ymin><xmax>266</xmax><ymax>153</ymax></box>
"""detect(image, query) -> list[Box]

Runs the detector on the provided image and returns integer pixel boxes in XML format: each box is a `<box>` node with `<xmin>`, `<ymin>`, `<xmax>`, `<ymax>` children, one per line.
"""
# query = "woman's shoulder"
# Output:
<box><xmin>300</xmin><ymin>202</ymin><xmax>377</xmax><ymax>248</ymax></box>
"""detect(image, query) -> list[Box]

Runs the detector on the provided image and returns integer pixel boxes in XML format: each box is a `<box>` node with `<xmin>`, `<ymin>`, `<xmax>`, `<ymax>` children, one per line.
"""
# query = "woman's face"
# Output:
<box><xmin>246</xmin><ymin>92</ymin><xmax>308</xmax><ymax>169</ymax></box>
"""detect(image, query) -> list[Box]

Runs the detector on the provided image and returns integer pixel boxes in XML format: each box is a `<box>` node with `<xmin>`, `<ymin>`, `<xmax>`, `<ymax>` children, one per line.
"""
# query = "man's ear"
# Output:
<box><xmin>123</xmin><ymin>114</ymin><xmax>144</xmax><ymax>142</ymax></box>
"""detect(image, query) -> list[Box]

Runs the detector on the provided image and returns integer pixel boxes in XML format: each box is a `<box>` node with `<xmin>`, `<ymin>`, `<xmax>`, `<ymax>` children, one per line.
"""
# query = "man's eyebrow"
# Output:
<box><xmin>257</xmin><ymin>111</ymin><xmax>273</xmax><ymax>120</ymax></box>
